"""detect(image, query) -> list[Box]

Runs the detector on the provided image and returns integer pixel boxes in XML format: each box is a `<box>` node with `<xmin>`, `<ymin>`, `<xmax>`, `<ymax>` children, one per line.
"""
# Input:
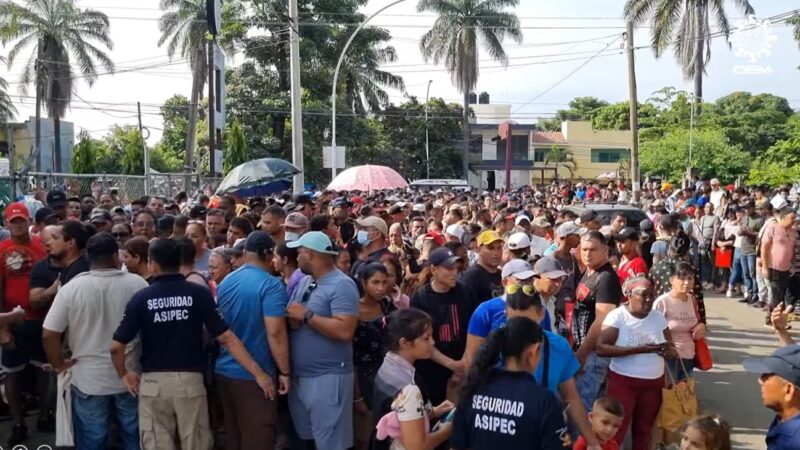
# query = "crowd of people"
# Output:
<box><xmin>0</xmin><ymin>178</ymin><xmax>798</xmax><ymax>450</ymax></box>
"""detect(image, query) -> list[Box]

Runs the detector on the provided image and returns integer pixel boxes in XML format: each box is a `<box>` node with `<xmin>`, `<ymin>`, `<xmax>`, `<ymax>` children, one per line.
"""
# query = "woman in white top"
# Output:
<box><xmin>653</xmin><ymin>261</ymin><xmax>706</xmax><ymax>381</ymax></box>
<box><xmin>597</xmin><ymin>275</ymin><xmax>677</xmax><ymax>450</ymax></box>
<box><xmin>372</xmin><ymin>309</ymin><xmax>454</xmax><ymax>450</ymax></box>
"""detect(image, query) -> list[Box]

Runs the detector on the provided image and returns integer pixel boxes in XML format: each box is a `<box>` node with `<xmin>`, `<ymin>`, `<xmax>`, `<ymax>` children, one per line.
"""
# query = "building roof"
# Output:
<box><xmin>471</xmin><ymin>123</ymin><xmax>536</xmax><ymax>132</ymax></box>
<box><xmin>531</xmin><ymin>130</ymin><xmax>566</xmax><ymax>144</ymax></box>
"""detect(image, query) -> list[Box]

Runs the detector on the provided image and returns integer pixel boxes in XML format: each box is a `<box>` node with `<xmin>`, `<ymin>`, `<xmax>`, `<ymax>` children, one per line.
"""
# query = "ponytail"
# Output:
<box><xmin>459</xmin><ymin>317</ymin><xmax>543</xmax><ymax>404</ymax></box>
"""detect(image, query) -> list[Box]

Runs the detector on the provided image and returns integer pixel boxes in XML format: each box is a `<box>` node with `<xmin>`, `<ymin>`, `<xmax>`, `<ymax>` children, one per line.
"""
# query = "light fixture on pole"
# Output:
<box><xmin>331</xmin><ymin>0</ymin><xmax>409</xmax><ymax>181</ymax></box>
<box><xmin>425</xmin><ymin>80</ymin><xmax>432</xmax><ymax>179</ymax></box>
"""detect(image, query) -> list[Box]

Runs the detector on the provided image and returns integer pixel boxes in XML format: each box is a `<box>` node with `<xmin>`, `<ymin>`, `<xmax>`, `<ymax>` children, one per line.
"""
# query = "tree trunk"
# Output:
<box><xmin>185</xmin><ymin>53</ymin><xmax>203</xmax><ymax>173</ymax></box>
<box><xmin>53</xmin><ymin>116</ymin><xmax>61</xmax><ymax>172</ymax></box>
<box><xmin>693</xmin><ymin>5</ymin><xmax>704</xmax><ymax>110</ymax></box>
<box><xmin>462</xmin><ymin>92</ymin><xmax>470</xmax><ymax>182</ymax></box>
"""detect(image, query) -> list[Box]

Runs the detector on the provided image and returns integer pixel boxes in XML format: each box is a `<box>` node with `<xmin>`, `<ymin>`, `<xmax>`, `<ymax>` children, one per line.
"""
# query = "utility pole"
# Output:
<box><xmin>208</xmin><ymin>39</ymin><xmax>216</xmax><ymax>178</ymax></box>
<box><xmin>289</xmin><ymin>0</ymin><xmax>305</xmax><ymax>192</ymax></box>
<box><xmin>626</xmin><ymin>21</ymin><xmax>641</xmax><ymax>203</ymax></box>
<box><xmin>425</xmin><ymin>80</ymin><xmax>432</xmax><ymax>179</ymax></box>
<box><xmin>7</xmin><ymin>122</ymin><xmax>15</xmax><ymax>199</ymax></box>
<box><xmin>138</xmin><ymin>102</ymin><xmax>150</xmax><ymax>195</ymax></box>
<box><xmin>35</xmin><ymin>40</ymin><xmax>42</xmax><ymax>173</ymax></box>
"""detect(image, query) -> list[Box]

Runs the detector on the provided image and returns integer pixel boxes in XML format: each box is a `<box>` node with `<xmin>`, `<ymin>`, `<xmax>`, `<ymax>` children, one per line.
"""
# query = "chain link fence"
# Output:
<box><xmin>1</xmin><ymin>172</ymin><xmax>222</xmax><ymax>204</ymax></box>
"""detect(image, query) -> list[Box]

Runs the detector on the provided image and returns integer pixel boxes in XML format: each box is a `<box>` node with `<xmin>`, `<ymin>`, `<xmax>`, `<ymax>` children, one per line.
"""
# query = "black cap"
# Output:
<box><xmin>429</xmin><ymin>247</ymin><xmax>460</xmax><ymax>268</ymax></box>
<box><xmin>158</xmin><ymin>215</ymin><xmax>175</xmax><ymax>231</ymax></box>
<box><xmin>744</xmin><ymin>344</ymin><xmax>800</xmax><ymax>388</ymax></box>
<box><xmin>294</xmin><ymin>194</ymin><xmax>313</xmax><ymax>205</ymax></box>
<box><xmin>86</xmin><ymin>233</ymin><xmax>119</xmax><ymax>260</ymax></box>
<box><xmin>189</xmin><ymin>205</ymin><xmax>208</xmax><ymax>219</ymax></box>
<box><xmin>578</xmin><ymin>210</ymin><xmax>598</xmax><ymax>224</ymax></box>
<box><xmin>34</xmin><ymin>207</ymin><xmax>56</xmax><ymax>223</ymax></box>
<box><xmin>618</xmin><ymin>227</ymin><xmax>640</xmax><ymax>241</ymax></box>
<box><xmin>46</xmin><ymin>190</ymin><xmax>67</xmax><ymax>207</ymax></box>
<box><xmin>245</xmin><ymin>231</ymin><xmax>275</xmax><ymax>255</ymax></box>
<box><xmin>332</xmin><ymin>197</ymin><xmax>352</xmax><ymax>208</ymax></box>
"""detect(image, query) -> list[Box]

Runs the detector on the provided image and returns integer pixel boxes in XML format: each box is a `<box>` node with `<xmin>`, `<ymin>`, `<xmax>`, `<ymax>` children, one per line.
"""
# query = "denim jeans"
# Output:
<box><xmin>740</xmin><ymin>253</ymin><xmax>757</xmax><ymax>295</ymax></box>
<box><xmin>729</xmin><ymin>248</ymin><xmax>743</xmax><ymax>287</ymax></box>
<box><xmin>575</xmin><ymin>352</ymin><xmax>610</xmax><ymax>412</ymax></box>
<box><xmin>72</xmin><ymin>386</ymin><xmax>139</xmax><ymax>450</ymax></box>
<box><xmin>699</xmin><ymin>249</ymin><xmax>714</xmax><ymax>285</ymax></box>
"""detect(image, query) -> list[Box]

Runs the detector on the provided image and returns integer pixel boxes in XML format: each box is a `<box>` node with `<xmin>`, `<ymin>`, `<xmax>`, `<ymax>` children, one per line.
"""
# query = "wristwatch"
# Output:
<box><xmin>303</xmin><ymin>309</ymin><xmax>315</xmax><ymax>324</ymax></box>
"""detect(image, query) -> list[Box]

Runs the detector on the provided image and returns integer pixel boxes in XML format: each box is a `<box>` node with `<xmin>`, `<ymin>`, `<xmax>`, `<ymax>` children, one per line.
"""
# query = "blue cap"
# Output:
<box><xmin>286</xmin><ymin>231</ymin><xmax>339</xmax><ymax>255</ymax></box>
<box><xmin>429</xmin><ymin>248</ymin><xmax>460</xmax><ymax>268</ymax></box>
<box><xmin>743</xmin><ymin>344</ymin><xmax>800</xmax><ymax>387</ymax></box>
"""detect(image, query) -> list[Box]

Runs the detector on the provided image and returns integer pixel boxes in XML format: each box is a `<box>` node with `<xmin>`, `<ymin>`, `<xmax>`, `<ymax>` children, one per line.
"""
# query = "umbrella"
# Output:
<box><xmin>215</xmin><ymin>158</ymin><xmax>300</xmax><ymax>197</ymax></box>
<box><xmin>327</xmin><ymin>165</ymin><xmax>408</xmax><ymax>191</ymax></box>
<box><xmin>596</xmin><ymin>171</ymin><xmax>619</xmax><ymax>180</ymax></box>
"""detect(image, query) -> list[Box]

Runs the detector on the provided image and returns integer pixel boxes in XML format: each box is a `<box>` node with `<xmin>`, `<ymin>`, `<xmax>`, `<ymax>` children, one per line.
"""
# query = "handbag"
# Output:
<box><xmin>657</xmin><ymin>360</ymin><xmax>698</xmax><ymax>432</ymax></box>
<box><xmin>714</xmin><ymin>247</ymin><xmax>732</xmax><ymax>268</ymax></box>
<box><xmin>56</xmin><ymin>370</ymin><xmax>75</xmax><ymax>447</ymax></box>
<box><xmin>691</xmin><ymin>295</ymin><xmax>713</xmax><ymax>371</ymax></box>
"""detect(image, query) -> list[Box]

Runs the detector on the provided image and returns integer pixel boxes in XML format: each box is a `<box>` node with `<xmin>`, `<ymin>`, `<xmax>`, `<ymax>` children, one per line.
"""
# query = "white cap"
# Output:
<box><xmin>514</xmin><ymin>215</ymin><xmax>531</xmax><ymax>226</ymax></box>
<box><xmin>507</xmin><ymin>232</ymin><xmax>531</xmax><ymax>250</ymax></box>
<box><xmin>445</xmin><ymin>224</ymin><xmax>465</xmax><ymax>240</ymax></box>
<box><xmin>413</xmin><ymin>203</ymin><xmax>426</xmax><ymax>212</ymax></box>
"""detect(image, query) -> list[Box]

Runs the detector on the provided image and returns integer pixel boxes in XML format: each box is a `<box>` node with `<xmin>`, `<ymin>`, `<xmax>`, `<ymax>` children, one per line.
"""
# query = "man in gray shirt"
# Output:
<box><xmin>286</xmin><ymin>232</ymin><xmax>359</xmax><ymax>450</ymax></box>
<box><xmin>738</xmin><ymin>201</ymin><xmax>764</xmax><ymax>304</ymax></box>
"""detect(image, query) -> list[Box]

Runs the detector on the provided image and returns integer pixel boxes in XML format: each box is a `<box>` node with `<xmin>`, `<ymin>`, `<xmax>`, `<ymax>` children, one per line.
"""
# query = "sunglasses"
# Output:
<box><xmin>506</xmin><ymin>284</ymin><xmax>536</xmax><ymax>296</ymax></box>
<box><xmin>112</xmin><ymin>232</ymin><xmax>131</xmax><ymax>238</ymax></box>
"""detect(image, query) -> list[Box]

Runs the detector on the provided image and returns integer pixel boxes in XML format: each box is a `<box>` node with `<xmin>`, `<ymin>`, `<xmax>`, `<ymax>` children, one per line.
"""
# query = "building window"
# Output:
<box><xmin>532</xmin><ymin>149</ymin><xmax>547</xmax><ymax>163</ymax></box>
<box><xmin>591</xmin><ymin>148</ymin><xmax>630</xmax><ymax>163</ymax></box>
<box><xmin>497</xmin><ymin>135</ymin><xmax>528</xmax><ymax>161</ymax></box>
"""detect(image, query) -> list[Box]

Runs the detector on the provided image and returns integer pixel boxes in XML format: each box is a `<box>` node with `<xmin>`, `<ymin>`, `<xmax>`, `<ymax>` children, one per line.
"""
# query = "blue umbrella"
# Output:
<box><xmin>215</xmin><ymin>158</ymin><xmax>300</xmax><ymax>197</ymax></box>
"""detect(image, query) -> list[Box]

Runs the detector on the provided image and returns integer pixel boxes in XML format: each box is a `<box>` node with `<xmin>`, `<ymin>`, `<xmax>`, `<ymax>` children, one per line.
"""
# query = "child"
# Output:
<box><xmin>574</xmin><ymin>397</ymin><xmax>624</xmax><ymax>450</ymax></box>
<box><xmin>674</xmin><ymin>415</ymin><xmax>731</xmax><ymax>450</ymax></box>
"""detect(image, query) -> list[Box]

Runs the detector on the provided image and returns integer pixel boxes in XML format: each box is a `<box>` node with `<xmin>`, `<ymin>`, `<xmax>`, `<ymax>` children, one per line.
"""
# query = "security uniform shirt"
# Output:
<box><xmin>451</xmin><ymin>370</ymin><xmax>567</xmax><ymax>450</ymax></box>
<box><xmin>113</xmin><ymin>273</ymin><xmax>229</xmax><ymax>373</ymax></box>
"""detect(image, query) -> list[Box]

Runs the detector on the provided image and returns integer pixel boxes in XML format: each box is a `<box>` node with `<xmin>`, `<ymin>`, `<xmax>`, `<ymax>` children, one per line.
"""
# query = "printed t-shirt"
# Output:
<box><xmin>0</xmin><ymin>237</ymin><xmax>46</xmax><ymax>320</ymax></box>
<box><xmin>653</xmin><ymin>293</ymin><xmax>698</xmax><ymax>360</ymax></box>
<box><xmin>450</xmin><ymin>370</ymin><xmax>567</xmax><ymax>450</ymax></box>
<box><xmin>617</xmin><ymin>256</ymin><xmax>648</xmax><ymax>289</ymax></box>
<box><xmin>602</xmin><ymin>306</ymin><xmax>668</xmax><ymax>380</ymax></box>
<box><xmin>288</xmin><ymin>269</ymin><xmax>359</xmax><ymax>377</ymax></box>
<box><xmin>215</xmin><ymin>264</ymin><xmax>288</xmax><ymax>380</ymax></box>
<box><xmin>573</xmin><ymin>263</ymin><xmax>622</xmax><ymax>349</ymax></box>
<box><xmin>462</xmin><ymin>263</ymin><xmax>502</xmax><ymax>303</ymax></box>
<box><xmin>113</xmin><ymin>273</ymin><xmax>229</xmax><ymax>373</ymax></box>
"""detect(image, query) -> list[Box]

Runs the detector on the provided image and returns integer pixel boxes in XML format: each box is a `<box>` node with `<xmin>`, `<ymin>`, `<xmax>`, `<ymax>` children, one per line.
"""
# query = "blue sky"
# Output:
<box><xmin>1</xmin><ymin>0</ymin><xmax>798</xmax><ymax>143</ymax></box>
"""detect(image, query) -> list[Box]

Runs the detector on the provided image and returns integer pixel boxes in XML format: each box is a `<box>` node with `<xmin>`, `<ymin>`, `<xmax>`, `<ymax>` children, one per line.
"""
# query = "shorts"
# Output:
<box><xmin>1</xmin><ymin>320</ymin><xmax>46</xmax><ymax>373</ymax></box>
<box><xmin>289</xmin><ymin>372</ymin><xmax>354</xmax><ymax>450</ymax></box>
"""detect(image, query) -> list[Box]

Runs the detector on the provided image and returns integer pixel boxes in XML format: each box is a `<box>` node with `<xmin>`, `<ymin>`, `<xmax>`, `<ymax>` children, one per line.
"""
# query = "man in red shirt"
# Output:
<box><xmin>616</xmin><ymin>227</ymin><xmax>648</xmax><ymax>289</ymax></box>
<box><xmin>0</xmin><ymin>202</ymin><xmax>47</xmax><ymax>445</ymax></box>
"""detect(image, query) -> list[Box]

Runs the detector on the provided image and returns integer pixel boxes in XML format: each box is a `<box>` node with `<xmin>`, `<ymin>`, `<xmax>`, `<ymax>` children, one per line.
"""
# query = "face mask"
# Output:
<box><xmin>357</xmin><ymin>230</ymin><xmax>371</xmax><ymax>246</ymax></box>
<box><xmin>285</xmin><ymin>231</ymin><xmax>301</xmax><ymax>242</ymax></box>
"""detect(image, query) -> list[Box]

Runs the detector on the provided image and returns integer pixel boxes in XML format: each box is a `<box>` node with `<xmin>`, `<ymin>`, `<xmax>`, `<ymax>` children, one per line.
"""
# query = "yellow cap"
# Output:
<box><xmin>477</xmin><ymin>230</ymin><xmax>503</xmax><ymax>247</ymax></box>
<box><xmin>661</xmin><ymin>182</ymin><xmax>673</xmax><ymax>191</ymax></box>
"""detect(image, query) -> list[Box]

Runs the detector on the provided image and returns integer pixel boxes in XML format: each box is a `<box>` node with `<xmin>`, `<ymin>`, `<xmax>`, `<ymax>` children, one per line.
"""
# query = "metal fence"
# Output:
<box><xmin>0</xmin><ymin>172</ymin><xmax>222</xmax><ymax>203</ymax></box>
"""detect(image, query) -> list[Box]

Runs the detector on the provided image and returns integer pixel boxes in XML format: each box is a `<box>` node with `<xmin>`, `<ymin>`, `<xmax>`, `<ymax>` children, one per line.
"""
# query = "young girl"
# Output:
<box><xmin>670</xmin><ymin>415</ymin><xmax>731</xmax><ymax>450</ymax></box>
<box><xmin>451</xmin><ymin>317</ymin><xmax>566</xmax><ymax>449</ymax></box>
<box><xmin>372</xmin><ymin>309</ymin><xmax>454</xmax><ymax>450</ymax></box>
<box><xmin>381</xmin><ymin>254</ymin><xmax>410</xmax><ymax>309</ymax></box>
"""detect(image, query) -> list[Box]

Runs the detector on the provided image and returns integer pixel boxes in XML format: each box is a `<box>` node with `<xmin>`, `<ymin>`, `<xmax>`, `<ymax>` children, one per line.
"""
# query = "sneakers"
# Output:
<box><xmin>726</xmin><ymin>289</ymin><xmax>735</xmax><ymax>298</ymax></box>
<box><xmin>8</xmin><ymin>422</ymin><xmax>27</xmax><ymax>447</ymax></box>
<box><xmin>738</xmin><ymin>296</ymin><xmax>751</xmax><ymax>304</ymax></box>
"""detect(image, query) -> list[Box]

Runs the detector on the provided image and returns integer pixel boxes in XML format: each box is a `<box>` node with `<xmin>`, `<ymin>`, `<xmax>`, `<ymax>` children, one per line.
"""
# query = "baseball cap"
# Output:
<box><xmin>284</xmin><ymin>212</ymin><xmax>309</xmax><ymax>230</ymax></box>
<box><xmin>576</xmin><ymin>210</ymin><xmax>599</xmax><ymax>225</ymax></box>
<box><xmin>356</xmin><ymin>216</ymin><xmax>389</xmax><ymax>236</ymax></box>
<box><xmin>34</xmin><ymin>207</ymin><xmax>56</xmax><ymax>223</ymax></box>
<box><xmin>189</xmin><ymin>205</ymin><xmax>208</xmax><ymax>219</ymax></box>
<box><xmin>617</xmin><ymin>227</ymin><xmax>640</xmax><ymax>241</ymax></box>
<box><xmin>90</xmin><ymin>208</ymin><xmax>112</xmax><ymax>223</ymax></box>
<box><xmin>46</xmin><ymin>190</ymin><xmax>67</xmax><ymax>207</ymax></box>
<box><xmin>244</xmin><ymin>231</ymin><xmax>276</xmax><ymax>255</ymax></box>
<box><xmin>286</xmin><ymin>231</ymin><xmax>339</xmax><ymax>255</ymax></box>
<box><xmin>532</xmin><ymin>216</ymin><xmax>552</xmax><ymax>228</ymax></box>
<box><xmin>477</xmin><ymin>230</ymin><xmax>503</xmax><ymax>247</ymax></box>
<box><xmin>514</xmin><ymin>215</ymin><xmax>531</xmax><ymax>226</ymax></box>
<box><xmin>445</xmin><ymin>224</ymin><xmax>465</xmax><ymax>240</ymax></box>
<box><xmin>501</xmin><ymin>259</ymin><xmax>535</xmax><ymax>280</ymax></box>
<box><xmin>533</xmin><ymin>256</ymin><xmax>567</xmax><ymax>279</ymax></box>
<box><xmin>423</xmin><ymin>232</ymin><xmax>446</xmax><ymax>246</ymax></box>
<box><xmin>331</xmin><ymin>197</ymin><xmax>352</xmax><ymax>208</ymax></box>
<box><xmin>429</xmin><ymin>247</ymin><xmax>461</xmax><ymax>268</ymax></box>
<box><xmin>412</xmin><ymin>203</ymin><xmax>426</xmax><ymax>213</ymax></box>
<box><xmin>743</xmin><ymin>344</ymin><xmax>800</xmax><ymax>388</ymax></box>
<box><xmin>507</xmin><ymin>232</ymin><xmax>531</xmax><ymax>250</ymax></box>
<box><xmin>4</xmin><ymin>202</ymin><xmax>30</xmax><ymax>222</ymax></box>
<box><xmin>555</xmin><ymin>222</ymin><xmax>585</xmax><ymax>238</ymax></box>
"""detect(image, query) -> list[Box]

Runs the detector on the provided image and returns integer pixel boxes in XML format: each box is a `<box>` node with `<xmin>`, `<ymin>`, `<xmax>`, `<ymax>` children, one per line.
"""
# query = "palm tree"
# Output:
<box><xmin>418</xmin><ymin>0</ymin><xmax>522</xmax><ymax>180</ymax></box>
<box><xmin>0</xmin><ymin>56</ymin><xmax>17</xmax><ymax>122</ymax></box>
<box><xmin>0</xmin><ymin>0</ymin><xmax>114</xmax><ymax>172</ymax></box>
<box><xmin>544</xmin><ymin>145</ymin><xmax>577</xmax><ymax>180</ymax></box>
<box><xmin>624</xmin><ymin>0</ymin><xmax>754</xmax><ymax>104</ymax></box>
<box><xmin>337</xmin><ymin>27</ymin><xmax>406</xmax><ymax>114</ymax></box>
<box><xmin>158</xmin><ymin>0</ymin><xmax>208</xmax><ymax>173</ymax></box>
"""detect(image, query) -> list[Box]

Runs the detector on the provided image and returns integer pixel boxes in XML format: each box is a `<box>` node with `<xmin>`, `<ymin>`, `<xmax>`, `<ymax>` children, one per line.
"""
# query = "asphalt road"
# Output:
<box><xmin>0</xmin><ymin>293</ymin><xmax>786</xmax><ymax>450</ymax></box>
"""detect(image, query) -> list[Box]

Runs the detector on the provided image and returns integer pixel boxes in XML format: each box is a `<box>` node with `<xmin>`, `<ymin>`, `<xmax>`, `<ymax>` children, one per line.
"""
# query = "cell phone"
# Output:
<box><xmin>442</xmin><ymin>408</ymin><xmax>456</xmax><ymax>423</ymax></box>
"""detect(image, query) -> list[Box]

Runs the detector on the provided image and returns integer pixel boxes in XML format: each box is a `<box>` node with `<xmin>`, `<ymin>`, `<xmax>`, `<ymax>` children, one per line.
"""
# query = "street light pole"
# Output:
<box><xmin>425</xmin><ymin>80</ymin><xmax>432</xmax><ymax>179</ymax></box>
<box><xmin>331</xmin><ymin>0</ymin><xmax>408</xmax><ymax>181</ymax></box>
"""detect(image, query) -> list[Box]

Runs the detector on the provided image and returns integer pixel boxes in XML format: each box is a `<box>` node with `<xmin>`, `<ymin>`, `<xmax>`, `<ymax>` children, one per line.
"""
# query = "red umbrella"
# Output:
<box><xmin>327</xmin><ymin>165</ymin><xmax>408</xmax><ymax>191</ymax></box>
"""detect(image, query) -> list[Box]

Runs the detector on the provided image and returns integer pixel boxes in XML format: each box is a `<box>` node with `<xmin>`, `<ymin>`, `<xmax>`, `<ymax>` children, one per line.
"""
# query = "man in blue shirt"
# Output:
<box><xmin>215</xmin><ymin>231</ymin><xmax>289</xmax><ymax>450</ymax></box>
<box><xmin>465</xmin><ymin>257</ymin><xmax>601</xmax><ymax>449</ymax></box>
<box><xmin>286</xmin><ymin>232</ymin><xmax>359</xmax><ymax>450</ymax></box>
<box><xmin>744</xmin><ymin>345</ymin><xmax>800</xmax><ymax>449</ymax></box>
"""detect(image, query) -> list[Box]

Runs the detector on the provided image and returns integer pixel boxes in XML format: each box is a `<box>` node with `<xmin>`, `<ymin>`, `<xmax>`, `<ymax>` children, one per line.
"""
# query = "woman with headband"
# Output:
<box><xmin>597</xmin><ymin>275</ymin><xmax>677</xmax><ymax>450</ymax></box>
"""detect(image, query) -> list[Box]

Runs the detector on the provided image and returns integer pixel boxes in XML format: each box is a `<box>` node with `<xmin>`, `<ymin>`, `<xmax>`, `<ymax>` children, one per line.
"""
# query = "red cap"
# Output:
<box><xmin>726</xmin><ymin>184</ymin><xmax>735</xmax><ymax>191</ymax></box>
<box><xmin>351</xmin><ymin>196</ymin><xmax>364</xmax><ymax>204</ymax></box>
<box><xmin>4</xmin><ymin>202</ymin><xmax>30</xmax><ymax>222</ymax></box>
<box><xmin>423</xmin><ymin>231</ymin><xmax>446</xmax><ymax>246</ymax></box>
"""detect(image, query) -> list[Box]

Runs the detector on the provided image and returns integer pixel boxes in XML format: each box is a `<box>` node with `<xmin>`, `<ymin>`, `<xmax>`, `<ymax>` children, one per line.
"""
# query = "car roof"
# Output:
<box><xmin>563</xmin><ymin>203</ymin><xmax>642</xmax><ymax>211</ymax></box>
